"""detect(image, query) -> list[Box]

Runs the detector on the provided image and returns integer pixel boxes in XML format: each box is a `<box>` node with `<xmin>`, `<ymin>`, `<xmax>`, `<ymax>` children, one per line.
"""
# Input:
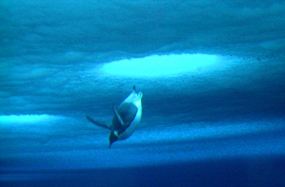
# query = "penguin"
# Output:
<box><xmin>86</xmin><ymin>86</ymin><xmax>143</xmax><ymax>148</ymax></box>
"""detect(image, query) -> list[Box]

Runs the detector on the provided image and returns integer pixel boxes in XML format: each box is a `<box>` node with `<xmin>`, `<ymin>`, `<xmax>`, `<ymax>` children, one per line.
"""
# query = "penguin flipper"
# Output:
<box><xmin>113</xmin><ymin>106</ymin><xmax>125</xmax><ymax>128</ymax></box>
<box><xmin>86</xmin><ymin>115</ymin><xmax>111</xmax><ymax>130</ymax></box>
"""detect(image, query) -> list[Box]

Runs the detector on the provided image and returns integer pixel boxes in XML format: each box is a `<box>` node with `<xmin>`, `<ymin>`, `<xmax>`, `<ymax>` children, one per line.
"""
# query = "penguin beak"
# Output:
<box><xmin>109</xmin><ymin>139</ymin><xmax>116</xmax><ymax>148</ymax></box>
<box><xmin>109</xmin><ymin>131</ymin><xmax>118</xmax><ymax>148</ymax></box>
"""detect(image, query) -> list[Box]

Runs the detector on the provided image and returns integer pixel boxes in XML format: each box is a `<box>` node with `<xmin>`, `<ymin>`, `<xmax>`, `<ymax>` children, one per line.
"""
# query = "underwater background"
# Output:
<box><xmin>1</xmin><ymin>0</ymin><xmax>285</xmax><ymax>186</ymax></box>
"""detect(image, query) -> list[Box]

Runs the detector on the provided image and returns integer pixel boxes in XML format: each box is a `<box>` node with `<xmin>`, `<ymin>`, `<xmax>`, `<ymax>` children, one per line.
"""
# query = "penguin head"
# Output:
<box><xmin>126</xmin><ymin>90</ymin><xmax>143</xmax><ymax>108</ymax></box>
<box><xmin>109</xmin><ymin>131</ymin><xmax>118</xmax><ymax>148</ymax></box>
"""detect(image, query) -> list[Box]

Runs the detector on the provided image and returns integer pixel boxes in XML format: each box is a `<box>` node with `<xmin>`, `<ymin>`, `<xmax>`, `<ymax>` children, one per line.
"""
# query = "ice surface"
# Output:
<box><xmin>1</xmin><ymin>0</ymin><xmax>285</xmax><ymax>186</ymax></box>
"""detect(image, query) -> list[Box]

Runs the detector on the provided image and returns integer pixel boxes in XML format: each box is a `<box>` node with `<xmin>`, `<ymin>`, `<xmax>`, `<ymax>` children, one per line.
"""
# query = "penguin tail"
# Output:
<box><xmin>86</xmin><ymin>115</ymin><xmax>111</xmax><ymax>130</ymax></box>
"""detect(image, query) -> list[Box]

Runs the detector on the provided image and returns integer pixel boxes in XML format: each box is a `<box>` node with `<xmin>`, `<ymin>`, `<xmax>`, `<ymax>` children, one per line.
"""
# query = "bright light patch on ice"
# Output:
<box><xmin>0</xmin><ymin>114</ymin><xmax>62</xmax><ymax>124</ymax></box>
<box><xmin>101</xmin><ymin>54</ymin><xmax>220</xmax><ymax>77</ymax></box>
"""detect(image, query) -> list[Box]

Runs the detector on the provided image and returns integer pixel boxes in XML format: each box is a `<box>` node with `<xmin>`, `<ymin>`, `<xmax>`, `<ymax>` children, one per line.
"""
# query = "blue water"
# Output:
<box><xmin>1</xmin><ymin>0</ymin><xmax>285</xmax><ymax>186</ymax></box>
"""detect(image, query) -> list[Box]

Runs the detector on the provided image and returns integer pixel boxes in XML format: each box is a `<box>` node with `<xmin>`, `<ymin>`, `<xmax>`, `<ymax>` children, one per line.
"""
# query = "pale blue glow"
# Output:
<box><xmin>101</xmin><ymin>54</ymin><xmax>221</xmax><ymax>77</ymax></box>
<box><xmin>0</xmin><ymin>114</ymin><xmax>62</xmax><ymax>124</ymax></box>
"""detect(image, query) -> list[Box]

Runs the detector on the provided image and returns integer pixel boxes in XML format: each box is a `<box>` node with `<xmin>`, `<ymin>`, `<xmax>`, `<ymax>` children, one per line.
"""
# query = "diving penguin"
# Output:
<box><xmin>86</xmin><ymin>86</ymin><xmax>143</xmax><ymax>148</ymax></box>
